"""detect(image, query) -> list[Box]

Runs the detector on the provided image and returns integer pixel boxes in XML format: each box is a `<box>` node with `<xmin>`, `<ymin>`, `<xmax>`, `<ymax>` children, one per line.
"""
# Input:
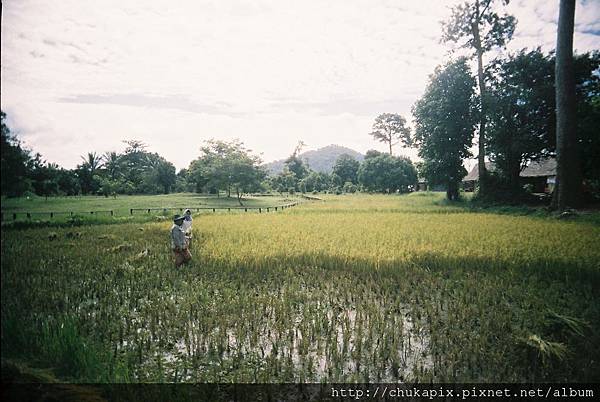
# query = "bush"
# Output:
<box><xmin>67</xmin><ymin>214</ymin><xmax>85</xmax><ymax>227</ymax></box>
<box><xmin>474</xmin><ymin>172</ymin><xmax>539</xmax><ymax>205</ymax></box>
<box><xmin>343</xmin><ymin>182</ymin><xmax>357</xmax><ymax>193</ymax></box>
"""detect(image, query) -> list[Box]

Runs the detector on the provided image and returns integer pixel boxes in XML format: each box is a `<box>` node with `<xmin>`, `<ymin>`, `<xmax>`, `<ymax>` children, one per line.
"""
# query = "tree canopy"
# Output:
<box><xmin>368</xmin><ymin>113</ymin><xmax>411</xmax><ymax>155</ymax></box>
<box><xmin>187</xmin><ymin>139</ymin><xmax>265</xmax><ymax>204</ymax></box>
<box><xmin>412</xmin><ymin>58</ymin><xmax>477</xmax><ymax>200</ymax></box>
<box><xmin>442</xmin><ymin>0</ymin><xmax>516</xmax><ymax>197</ymax></box>
<box><xmin>358</xmin><ymin>154</ymin><xmax>417</xmax><ymax>193</ymax></box>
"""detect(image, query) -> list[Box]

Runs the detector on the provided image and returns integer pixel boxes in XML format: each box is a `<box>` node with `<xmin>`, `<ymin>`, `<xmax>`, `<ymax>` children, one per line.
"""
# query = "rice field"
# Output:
<box><xmin>2</xmin><ymin>193</ymin><xmax>599</xmax><ymax>383</ymax></box>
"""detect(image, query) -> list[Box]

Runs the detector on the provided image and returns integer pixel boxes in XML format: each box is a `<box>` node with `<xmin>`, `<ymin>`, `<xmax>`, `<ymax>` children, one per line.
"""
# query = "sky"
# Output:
<box><xmin>2</xmin><ymin>0</ymin><xmax>599</xmax><ymax>170</ymax></box>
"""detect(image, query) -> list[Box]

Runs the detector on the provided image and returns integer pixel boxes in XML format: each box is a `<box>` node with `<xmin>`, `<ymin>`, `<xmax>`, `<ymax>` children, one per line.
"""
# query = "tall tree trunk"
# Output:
<box><xmin>472</xmin><ymin>18</ymin><xmax>488</xmax><ymax>195</ymax></box>
<box><xmin>553</xmin><ymin>0</ymin><xmax>580</xmax><ymax>210</ymax></box>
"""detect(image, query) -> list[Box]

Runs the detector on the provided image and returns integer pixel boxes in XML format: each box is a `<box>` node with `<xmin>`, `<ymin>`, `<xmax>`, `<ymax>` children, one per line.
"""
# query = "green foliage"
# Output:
<box><xmin>575</xmin><ymin>52</ymin><xmax>600</xmax><ymax>200</ymax></box>
<box><xmin>369</xmin><ymin>113</ymin><xmax>411</xmax><ymax>155</ymax></box>
<box><xmin>473</xmin><ymin>171</ymin><xmax>536</xmax><ymax>204</ymax></box>
<box><xmin>487</xmin><ymin>49</ymin><xmax>555</xmax><ymax>191</ymax></box>
<box><xmin>342</xmin><ymin>181</ymin><xmax>357</xmax><ymax>193</ymax></box>
<box><xmin>358</xmin><ymin>154</ymin><xmax>417</xmax><ymax>193</ymax></box>
<box><xmin>299</xmin><ymin>171</ymin><xmax>331</xmax><ymax>193</ymax></box>
<box><xmin>284</xmin><ymin>155</ymin><xmax>309</xmax><ymax>183</ymax></box>
<box><xmin>187</xmin><ymin>139</ymin><xmax>265</xmax><ymax>201</ymax></box>
<box><xmin>271</xmin><ymin>168</ymin><xmax>297</xmax><ymax>194</ymax></box>
<box><xmin>441</xmin><ymin>0</ymin><xmax>516</xmax><ymax>54</ymax></box>
<box><xmin>485</xmin><ymin>50</ymin><xmax>600</xmax><ymax>202</ymax></box>
<box><xmin>412</xmin><ymin>58</ymin><xmax>476</xmax><ymax>200</ymax></box>
<box><xmin>1</xmin><ymin>111</ymin><xmax>33</xmax><ymax>197</ymax></box>
<box><xmin>332</xmin><ymin>154</ymin><xmax>360</xmax><ymax>185</ymax></box>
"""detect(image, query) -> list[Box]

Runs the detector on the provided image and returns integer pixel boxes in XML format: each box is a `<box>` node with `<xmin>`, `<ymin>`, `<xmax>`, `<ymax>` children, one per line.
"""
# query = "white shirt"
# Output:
<box><xmin>182</xmin><ymin>216</ymin><xmax>193</xmax><ymax>234</ymax></box>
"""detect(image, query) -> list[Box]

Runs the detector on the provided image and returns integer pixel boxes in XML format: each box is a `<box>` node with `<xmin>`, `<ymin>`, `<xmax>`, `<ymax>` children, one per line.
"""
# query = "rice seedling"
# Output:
<box><xmin>1</xmin><ymin>193</ymin><xmax>599</xmax><ymax>382</ymax></box>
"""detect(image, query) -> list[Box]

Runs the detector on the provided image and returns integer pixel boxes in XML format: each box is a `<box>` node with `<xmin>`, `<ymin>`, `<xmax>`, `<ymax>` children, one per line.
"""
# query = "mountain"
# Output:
<box><xmin>265</xmin><ymin>145</ymin><xmax>364</xmax><ymax>175</ymax></box>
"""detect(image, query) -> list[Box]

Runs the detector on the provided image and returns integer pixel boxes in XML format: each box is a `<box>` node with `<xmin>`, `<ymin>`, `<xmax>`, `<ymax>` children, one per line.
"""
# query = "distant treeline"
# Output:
<box><xmin>0</xmin><ymin>116</ymin><xmax>416</xmax><ymax>200</ymax></box>
<box><xmin>2</xmin><ymin>47</ymin><xmax>599</xmax><ymax>203</ymax></box>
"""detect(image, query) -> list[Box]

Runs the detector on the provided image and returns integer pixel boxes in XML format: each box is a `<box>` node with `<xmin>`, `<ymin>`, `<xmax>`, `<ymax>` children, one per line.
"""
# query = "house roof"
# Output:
<box><xmin>463</xmin><ymin>162</ymin><xmax>496</xmax><ymax>182</ymax></box>
<box><xmin>520</xmin><ymin>158</ymin><xmax>556</xmax><ymax>177</ymax></box>
<box><xmin>462</xmin><ymin>157</ymin><xmax>556</xmax><ymax>181</ymax></box>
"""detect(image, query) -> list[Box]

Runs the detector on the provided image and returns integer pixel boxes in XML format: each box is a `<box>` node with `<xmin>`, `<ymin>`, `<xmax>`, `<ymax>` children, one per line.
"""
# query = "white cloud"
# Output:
<box><xmin>1</xmin><ymin>0</ymin><xmax>599</xmax><ymax>169</ymax></box>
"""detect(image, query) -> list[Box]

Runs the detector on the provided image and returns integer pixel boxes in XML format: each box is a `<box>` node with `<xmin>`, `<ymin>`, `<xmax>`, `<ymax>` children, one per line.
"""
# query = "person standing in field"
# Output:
<box><xmin>182</xmin><ymin>209</ymin><xmax>193</xmax><ymax>247</ymax></box>
<box><xmin>171</xmin><ymin>214</ymin><xmax>191</xmax><ymax>267</ymax></box>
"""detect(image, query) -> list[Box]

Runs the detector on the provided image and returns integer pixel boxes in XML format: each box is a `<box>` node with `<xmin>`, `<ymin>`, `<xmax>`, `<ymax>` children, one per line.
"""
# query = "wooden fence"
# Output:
<box><xmin>1</xmin><ymin>202</ymin><xmax>300</xmax><ymax>221</ymax></box>
<box><xmin>1</xmin><ymin>210</ymin><xmax>114</xmax><ymax>221</ymax></box>
<box><xmin>128</xmin><ymin>202</ymin><xmax>299</xmax><ymax>215</ymax></box>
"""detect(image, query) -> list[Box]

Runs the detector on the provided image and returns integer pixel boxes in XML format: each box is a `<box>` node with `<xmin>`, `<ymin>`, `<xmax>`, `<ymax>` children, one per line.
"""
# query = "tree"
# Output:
<box><xmin>369</xmin><ymin>113</ymin><xmax>411</xmax><ymax>155</ymax></box>
<box><xmin>442</xmin><ymin>0</ymin><xmax>516</xmax><ymax>196</ymax></box>
<box><xmin>102</xmin><ymin>151</ymin><xmax>123</xmax><ymax>181</ymax></box>
<box><xmin>188</xmin><ymin>159</ymin><xmax>210</xmax><ymax>193</ymax></box>
<box><xmin>145</xmin><ymin>153</ymin><xmax>177</xmax><ymax>194</ymax></box>
<box><xmin>188</xmin><ymin>139</ymin><xmax>264</xmax><ymax>203</ymax></box>
<box><xmin>120</xmin><ymin>140</ymin><xmax>150</xmax><ymax>191</ymax></box>
<box><xmin>332</xmin><ymin>154</ymin><xmax>360</xmax><ymax>185</ymax></box>
<box><xmin>412</xmin><ymin>58</ymin><xmax>477</xmax><ymax>200</ymax></box>
<box><xmin>486</xmin><ymin>49</ymin><xmax>555</xmax><ymax>192</ymax></box>
<box><xmin>577</xmin><ymin>53</ymin><xmax>600</xmax><ymax>199</ymax></box>
<box><xmin>97</xmin><ymin>176</ymin><xmax>119</xmax><ymax>198</ymax></box>
<box><xmin>364</xmin><ymin>150</ymin><xmax>385</xmax><ymax>160</ymax></box>
<box><xmin>553</xmin><ymin>0</ymin><xmax>579</xmax><ymax>210</ymax></box>
<box><xmin>28</xmin><ymin>161</ymin><xmax>61</xmax><ymax>200</ymax></box>
<box><xmin>174</xmin><ymin>169</ymin><xmax>192</xmax><ymax>192</ymax></box>
<box><xmin>1</xmin><ymin>110</ymin><xmax>32</xmax><ymax>196</ymax></box>
<box><xmin>272</xmin><ymin>168</ymin><xmax>297</xmax><ymax>194</ymax></box>
<box><xmin>358</xmin><ymin>154</ymin><xmax>417</xmax><ymax>193</ymax></box>
<box><xmin>55</xmin><ymin>169</ymin><xmax>80</xmax><ymax>195</ymax></box>
<box><xmin>230</xmin><ymin>153</ymin><xmax>266</xmax><ymax>204</ymax></box>
<box><xmin>76</xmin><ymin>152</ymin><xmax>102</xmax><ymax>194</ymax></box>
<box><xmin>300</xmin><ymin>171</ymin><xmax>331</xmax><ymax>193</ymax></box>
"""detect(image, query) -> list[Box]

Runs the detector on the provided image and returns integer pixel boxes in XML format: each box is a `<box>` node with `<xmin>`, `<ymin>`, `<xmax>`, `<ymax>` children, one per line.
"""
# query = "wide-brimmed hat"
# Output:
<box><xmin>173</xmin><ymin>214</ymin><xmax>185</xmax><ymax>222</ymax></box>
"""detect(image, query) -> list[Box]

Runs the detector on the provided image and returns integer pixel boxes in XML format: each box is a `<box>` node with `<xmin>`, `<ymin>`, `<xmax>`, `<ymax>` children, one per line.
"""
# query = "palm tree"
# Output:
<box><xmin>103</xmin><ymin>151</ymin><xmax>122</xmax><ymax>181</ymax></box>
<box><xmin>80</xmin><ymin>152</ymin><xmax>101</xmax><ymax>175</ymax></box>
<box><xmin>77</xmin><ymin>152</ymin><xmax>102</xmax><ymax>194</ymax></box>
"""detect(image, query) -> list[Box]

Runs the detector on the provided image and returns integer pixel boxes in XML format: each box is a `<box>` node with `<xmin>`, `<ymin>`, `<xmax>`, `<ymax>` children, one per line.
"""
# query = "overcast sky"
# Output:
<box><xmin>2</xmin><ymin>0</ymin><xmax>599</xmax><ymax>170</ymax></box>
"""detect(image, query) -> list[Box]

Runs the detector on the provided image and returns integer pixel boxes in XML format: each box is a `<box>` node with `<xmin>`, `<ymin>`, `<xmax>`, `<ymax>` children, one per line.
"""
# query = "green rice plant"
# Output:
<box><xmin>521</xmin><ymin>334</ymin><xmax>569</xmax><ymax>363</ymax></box>
<box><xmin>547</xmin><ymin>310</ymin><xmax>590</xmax><ymax>338</ymax></box>
<box><xmin>1</xmin><ymin>193</ymin><xmax>599</xmax><ymax>383</ymax></box>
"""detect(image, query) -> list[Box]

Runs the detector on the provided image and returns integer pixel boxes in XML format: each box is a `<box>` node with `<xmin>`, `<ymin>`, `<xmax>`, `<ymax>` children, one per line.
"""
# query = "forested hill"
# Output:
<box><xmin>265</xmin><ymin>145</ymin><xmax>364</xmax><ymax>175</ymax></box>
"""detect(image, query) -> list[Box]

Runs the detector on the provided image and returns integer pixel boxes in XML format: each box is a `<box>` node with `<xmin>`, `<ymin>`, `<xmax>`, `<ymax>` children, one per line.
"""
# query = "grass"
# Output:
<box><xmin>2</xmin><ymin>192</ymin><xmax>599</xmax><ymax>383</ymax></box>
<box><xmin>1</xmin><ymin>193</ymin><xmax>299</xmax><ymax>226</ymax></box>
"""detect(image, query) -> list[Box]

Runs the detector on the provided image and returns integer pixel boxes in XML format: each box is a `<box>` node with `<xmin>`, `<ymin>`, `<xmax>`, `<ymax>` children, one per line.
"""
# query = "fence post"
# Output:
<box><xmin>27</xmin><ymin>213</ymin><xmax>31</xmax><ymax>219</ymax></box>
<box><xmin>71</xmin><ymin>211</ymin><xmax>74</xmax><ymax>216</ymax></box>
<box><xmin>245</xmin><ymin>208</ymin><xmax>247</xmax><ymax>212</ymax></box>
<box><xmin>267</xmin><ymin>207</ymin><xmax>269</xmax><ymax>212</ymax></box>
<box><xmin>13</xmin><ymin>213</ymin><xmax>17</xmax><ymax>220</ymax></box>
<box><xmin>147</xmin><ymin>209</ymin><xmax>150</xmax><ymax>214</ymax></box>
<box><xmin>275</xmin><ymin>207</ymin><xmax>278</xmax><ymax>211</ymax></box>
<box><xmin>259</xmin><ymin>208</ymin><xmax>262</xmax><ymax>213</ymax></box>
<box><xmin>228</xmin><ymin>208</ymin><xmax>230</xmax><ymax>212</ymax></box>
<box><xmin>111</xmin><ymin>210</ymin><xmax>114</xmax><ymax>216</ymax></box>
<box><xmin>130</xmin><ymin>209</ymin><xmax>133</xmax><ymax>215</ymax></box>
<box><xmin>50</xmin><ymin>212</ymin><xmax>53</xmax><ymax>219</ymax></box>
<box><xmin>212</xmin><ymin>208</ymin><xmax>215</xmax><ymax>213</ymax></box>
